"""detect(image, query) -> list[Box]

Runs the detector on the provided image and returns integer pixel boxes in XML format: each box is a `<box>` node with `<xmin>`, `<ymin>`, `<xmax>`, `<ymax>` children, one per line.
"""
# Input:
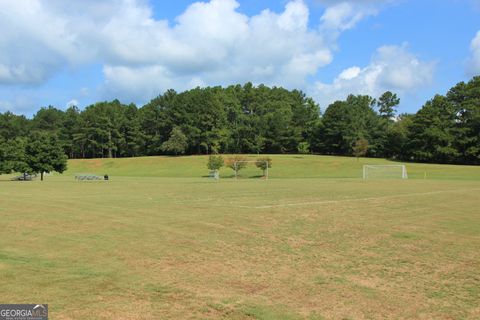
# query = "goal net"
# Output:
<box><xmin>363</xmin><ymin>165</ymin><xmax>408</xmax><ymax>180</ymax></box>
<box><xmin>233</xmin><ymin>161</ymin><xmax>269</xmax><ymax>180</ymax></box>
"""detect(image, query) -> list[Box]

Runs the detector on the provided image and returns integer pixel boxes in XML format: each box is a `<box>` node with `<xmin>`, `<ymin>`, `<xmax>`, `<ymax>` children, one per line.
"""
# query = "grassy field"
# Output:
<box><xmin>1</xmin><ymin>155</ymin><xmax>479</xmax><ymax>319</ymax></box>
<box><xmin>64</xmin><ymin>154</ymin><xmax>480</xmax><ymax>180</ymax></box>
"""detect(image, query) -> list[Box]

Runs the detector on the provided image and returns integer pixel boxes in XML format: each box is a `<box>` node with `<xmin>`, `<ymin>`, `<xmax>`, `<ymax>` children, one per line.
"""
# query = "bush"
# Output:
<box><xmin>207</xmin><ymin>155</ymin><xmax>224</xmax><ymax>171</ymax></box>
<box><xmin>226</xmin><ymin>156</ymin><xmax>248</xmax><ymax>176</ymax></box>
<box><xmin>255</xmin><ymin>157</ymin><xmax>272</xmax><ymax>177</ymax></box>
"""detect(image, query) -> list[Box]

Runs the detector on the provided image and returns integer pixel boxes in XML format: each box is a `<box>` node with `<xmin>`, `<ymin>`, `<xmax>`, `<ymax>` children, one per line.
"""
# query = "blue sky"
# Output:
<box><xmin>0</xmin><ymin>0</ymin><xmax>479</xmax><ymax>117</ymax></box>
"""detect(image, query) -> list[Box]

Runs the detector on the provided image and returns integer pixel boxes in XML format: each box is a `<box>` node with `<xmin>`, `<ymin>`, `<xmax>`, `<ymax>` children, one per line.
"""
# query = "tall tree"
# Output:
<box><xmin>62</xmin><ymin>105</ymin><xmax>81</xmax><ymax>158</ymax></box>
<box><xmin>320</xmin><ymin>100</ymin><xmax>352</xmax><ymax>154</ymax></box>
<box><xmin>25</xmin><ymin>133</ymin><xmax>68</xmax><ymax>181</ymax></box>
<box><xmin>139</xmin><ymin>91</ymin><xmax>174</xmax><ymax>155</ymax></box>
<box><xmin>446</xmin><ymin>76</ymin><xmax>480</xmax><ymax>164</ymax></box>
<box><xmin>408</xmin><ymin>95</ymin><xmax>458</xmax><ymax>163</ymax></box>
<box><xmin>384</xmin><ymin>114</ymin><xmax>414</xmax><ymax>159</ymax></box>
<box><xmin>0</xmin><ymin>112</ymin><xmax>30</xmax><ymax>140</ymax></box>
<box><xmin>121</xmin><ymin>103</ymin><xmax>144</xmax><ymax>157</ymax></box>
<box><xmin>32</xmin><ymin>106</ymin><xmax>65</xmax><ymax>133</ymax></box>
<box><xmin>0</xmin><ymin>137</ymin><xmax>31</xmax><ymax>177</ymax></box>
<box><xmin>320</xmin><ymin>95</ymin><xmax>379</xmax><ymax>156</ymax></box>
<box><xmin>377</xmin><ymin>91</ymin><xmax>400</xmax><ymax>120</ymax></box>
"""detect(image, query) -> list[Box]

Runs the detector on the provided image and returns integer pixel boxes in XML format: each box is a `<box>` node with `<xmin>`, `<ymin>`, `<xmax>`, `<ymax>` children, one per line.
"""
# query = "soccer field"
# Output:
<box><xmin>1</xmin><ymin>155</ymin><xmax>479</xmax><ymax>319</ymax></box>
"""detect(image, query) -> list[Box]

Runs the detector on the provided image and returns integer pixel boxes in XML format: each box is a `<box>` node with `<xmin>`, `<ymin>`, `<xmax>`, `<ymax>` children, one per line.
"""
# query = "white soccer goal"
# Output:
<box><xmin>234</xmin><ymin>160</ymin><xmax>269</xmax><ymax>180</ymax></box>
<box><xmin>363</xmin><ymin>165</ymin><xmax>408</xmax><ymax>180</ymax></box>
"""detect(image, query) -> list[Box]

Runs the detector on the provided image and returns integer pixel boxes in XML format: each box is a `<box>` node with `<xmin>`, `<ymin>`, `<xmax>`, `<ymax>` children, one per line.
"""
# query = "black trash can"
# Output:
<box><xmin>104</xmin><ymin>174</ymin><xmax>109</xmax><ymax>181</ymax></box>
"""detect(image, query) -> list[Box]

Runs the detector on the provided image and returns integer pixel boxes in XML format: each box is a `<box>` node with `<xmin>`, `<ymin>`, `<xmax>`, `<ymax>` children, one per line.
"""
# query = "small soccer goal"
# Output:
<box><xmin>233</xmin><ymin>160</ymin><xmax>269</xmax><ymax>180</ymax></box>
<box><xmin>363</xmin><ymin>165</ymin><xmax>408</xmax><ymax>180</ymax></box>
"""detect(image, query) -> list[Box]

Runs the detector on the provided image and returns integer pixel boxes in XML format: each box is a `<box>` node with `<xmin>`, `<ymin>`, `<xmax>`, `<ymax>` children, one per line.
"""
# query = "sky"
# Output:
<box><xmin>0</xmin><ymin>0</ymin><xmax>479</xmax><ymax>117</ymax></box>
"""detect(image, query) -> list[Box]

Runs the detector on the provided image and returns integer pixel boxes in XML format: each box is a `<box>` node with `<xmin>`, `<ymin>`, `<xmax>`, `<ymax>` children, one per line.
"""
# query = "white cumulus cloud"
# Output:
<box><xmin>99</xmin><ymin>0</ymin><xmax>335</xmax><ymax>101</ymax></box>
<box><xmin>0</xmin><ymin>0</ymin><xmax>403</xmax><ymax>105</ymax></box>
<box><xmin>318</xmin><ymin>0</ymin><xmax>396</xmax><ymax>31</ymax></box>
<box><xmin>0</xmin><ymin>0</ymin><xmax>337</xmax><ymax>101</ymax></box>
<box><xmin>312</xmin><ymin>44</ymin><xmax>436</xmax><ymax>108</ymax></box>
<box><xmin>320</xmin><ymin>2</ymin><xmax>374</xmax><ymax>32</ymax></box>
<box><xmin>66</xmin><ymin>99</ymin><xmax>79</xmax><ymax>108</ymax></box>
<box><xmin>467</xmin><ymin>31</ymin><xmax>480</xmax><ymax>75</ymax></box>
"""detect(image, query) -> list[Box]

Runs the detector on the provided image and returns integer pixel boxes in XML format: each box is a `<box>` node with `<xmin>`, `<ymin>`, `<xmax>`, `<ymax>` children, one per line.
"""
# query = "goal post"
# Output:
<box><xmin>233</xmin><ymin>160</ymin><xmax>269</xmax><ymax>180</ymax></box>
<box><xmin>363</xmin><ymin>165</ymin><xmax>408</xmax><ymax>180</ymax></box>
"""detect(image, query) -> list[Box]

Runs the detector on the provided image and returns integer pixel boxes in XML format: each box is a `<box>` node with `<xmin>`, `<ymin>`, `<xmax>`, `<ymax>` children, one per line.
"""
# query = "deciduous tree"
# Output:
<box><xmin>161</xmin><ymin>127</ymin><xmax>188</xmax><ymax>155</ymax></box>
<box><xmin>352</xmin><ymin>138</ymin><xmax>369</xmax><ymax>160</ymax></box>
<box><xmin>25</xmin><ymin>132</ymin><xmax>68</xmax><ymax>181</ymax></box>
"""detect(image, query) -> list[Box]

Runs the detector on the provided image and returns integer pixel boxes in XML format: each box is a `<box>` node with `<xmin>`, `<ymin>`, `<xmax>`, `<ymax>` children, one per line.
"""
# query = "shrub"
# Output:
<box><xmin>297</xmin><ymin>142</ymin><xmax>310</xmax><ymax>154</ymax></box>
<box><xmin>255</xmin><ymin>157</ymin><xmax>272</xmax><ymax>177</ymax></box>
<box><xmin>207</xmin><ymin>155</ymin><xmax>224</xmax><ymax>171</ymax></box>
<box><xmin>226</xmin><ymin>156</ymin><xmax>248</xmax><ymax>176</ymax></box>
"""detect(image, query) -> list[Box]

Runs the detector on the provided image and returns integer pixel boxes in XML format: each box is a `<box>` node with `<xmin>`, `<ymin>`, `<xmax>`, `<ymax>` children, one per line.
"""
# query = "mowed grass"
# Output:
<box><xmin>0</xmin><ymin>155</ymin><xmax>479</xmax><ymax>319</ymax></box>
<box><xmin>65</xmin><ymin>154</ymin><xmax>480</xmax><ymax>180</ymax></box>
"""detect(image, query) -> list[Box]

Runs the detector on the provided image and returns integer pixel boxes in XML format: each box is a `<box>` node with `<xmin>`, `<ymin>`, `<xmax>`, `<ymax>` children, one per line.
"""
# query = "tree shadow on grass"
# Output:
<box><xmin>249</xmin><ymin>175</ymin><xmax>266</xmax><ymax>179</ymax></box>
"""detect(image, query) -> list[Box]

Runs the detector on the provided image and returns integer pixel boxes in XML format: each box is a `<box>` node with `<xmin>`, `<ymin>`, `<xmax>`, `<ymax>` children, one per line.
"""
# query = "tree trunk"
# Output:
<box><xmin>108</xmin><ymin>131</ymin><xmax>113</xmax><ymax>158</ymax></box>
<box><xmin>41</xmin><ymin>172</ymin><xmax>44</xmax><ymax>181</ymax></box>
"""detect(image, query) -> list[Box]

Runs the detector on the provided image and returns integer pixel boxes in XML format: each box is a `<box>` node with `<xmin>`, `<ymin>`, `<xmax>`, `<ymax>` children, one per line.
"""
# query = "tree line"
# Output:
<box><xmin>0</xmin><ymin>77</ymin><xmax>479</xmax><ymax>166</ymax></box>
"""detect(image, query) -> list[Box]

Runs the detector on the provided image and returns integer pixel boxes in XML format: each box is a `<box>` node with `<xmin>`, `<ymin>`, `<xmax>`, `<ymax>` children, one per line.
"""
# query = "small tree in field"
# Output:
<box><xmin>352</xmin><ymin>138</ymin><xmax>369</xmax><ymax>160</ymax></box>
<box><xmin>226</xmin><ymin>156</ymin><xmax>248</xmax><ymax>177</ymax></box>
<box><xmin>207</xmin><ymin>155</ymin><xmax>224</xmax><ymax>173</ymax></box>
<box><xmin>255</xmin><ymin>157</ymin><xmax>272</xmax><ymax>177</ymax></box>
<box><xmin>161</xmin><ymin>127</ymin><xmax>188</xmax><ymax>155</ymax></box>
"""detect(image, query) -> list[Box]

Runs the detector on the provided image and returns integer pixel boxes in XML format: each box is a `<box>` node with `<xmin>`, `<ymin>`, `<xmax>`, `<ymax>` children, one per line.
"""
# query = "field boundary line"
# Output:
<box><xmin>250</xmin><ymin>188</ymin><xmax>480</xmax><ymax>209</ymax></box>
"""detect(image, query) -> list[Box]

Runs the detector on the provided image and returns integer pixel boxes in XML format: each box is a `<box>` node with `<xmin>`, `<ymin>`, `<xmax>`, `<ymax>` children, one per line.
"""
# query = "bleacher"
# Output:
<box><xmin>75</xmin><ymin>174</ymin><xmax>103</xmax><ymax>181</ymax></box>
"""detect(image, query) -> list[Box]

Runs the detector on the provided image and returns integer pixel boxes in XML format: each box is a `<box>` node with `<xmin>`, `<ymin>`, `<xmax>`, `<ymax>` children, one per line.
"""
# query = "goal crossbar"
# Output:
<box><xmin>363</xmin><ymin>165</ymin><xmax>408</xmax><ymax>179</ymax></box>
<box><xmin>233</xmin><ymin>160</ymin><xmax>269</xmax><ymax>180</ymax></box>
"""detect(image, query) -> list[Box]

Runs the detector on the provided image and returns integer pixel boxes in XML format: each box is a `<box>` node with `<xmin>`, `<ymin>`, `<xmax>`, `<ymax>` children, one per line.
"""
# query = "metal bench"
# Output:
<box><xmin>75</xmin><ymin>174</ymin><xmax>103</xmax><ymax>181</ymax></box>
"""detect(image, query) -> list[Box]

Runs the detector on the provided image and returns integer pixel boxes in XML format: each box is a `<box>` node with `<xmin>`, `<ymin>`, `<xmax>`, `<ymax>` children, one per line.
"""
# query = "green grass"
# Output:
<box><xmin>64</xmin><ymin>154</ymin><xmax>480</xmax><ymax>180</ymax></box>
<box><xmin>1</xmin><ymin>155</ymin><xmax>479</xmax><ymax>319</ymax></box>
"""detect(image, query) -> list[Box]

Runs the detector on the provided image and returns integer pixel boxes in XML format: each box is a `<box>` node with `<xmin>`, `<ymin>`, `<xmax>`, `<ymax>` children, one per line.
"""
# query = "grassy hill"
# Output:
<box><xmin>65</xmin><ymin>154</ymin><xmax>480</xmax><ymax>180</ymax></box>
